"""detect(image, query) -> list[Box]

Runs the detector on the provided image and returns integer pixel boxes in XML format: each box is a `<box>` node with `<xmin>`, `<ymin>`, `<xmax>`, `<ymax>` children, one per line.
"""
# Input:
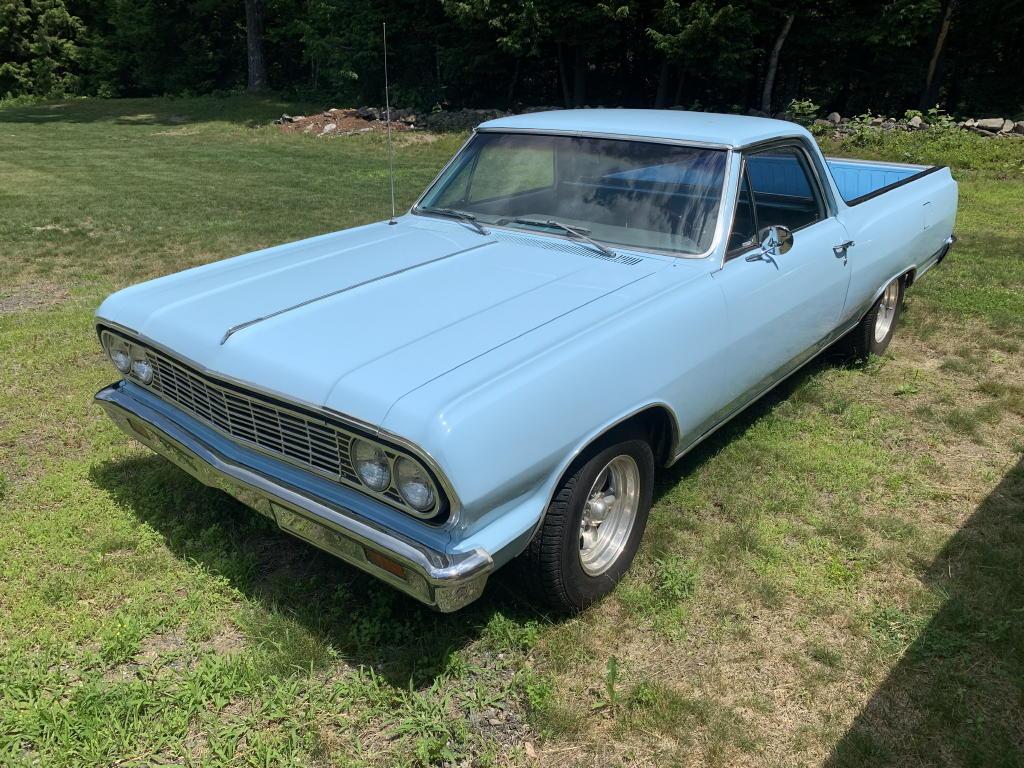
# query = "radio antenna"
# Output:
<box><xmin>383</xmin><ymin>22</ymin><xmax>397</xmax><ymax>225</ymax></box>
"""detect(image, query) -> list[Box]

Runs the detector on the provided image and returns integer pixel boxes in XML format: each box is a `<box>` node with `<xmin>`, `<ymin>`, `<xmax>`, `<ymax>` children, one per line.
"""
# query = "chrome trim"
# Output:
<box><xmin>95</xmin><ymin>382</ymin><xmax>492</xmax><ymax>611</ymax></box>
<box><xmin>823</xmin><ymin>155</ymin><xmax>929</xmax><ymax>171</ymax></box>
<box><xmin>94</xmin><ymin>320</ymin><xmax>464</xmax><ymax>524</ymax></box>
<box><xmin>410</xmin><ymin>129</ymin><xmax>734</xmax><ymax>260</ymax></box>
<box><xmin>103</xmin><ymin>328</ymin><xmax>444</xmax><ymax>520</ymax></box>
<box><xmin>734</xmin><ymin>133</ymin><xmax>822</xmax><ymax>151</ymax></box>
<box><xmin>474</xmin><ymin>126</ymin><xmax>733</xmax><ymax>150</ymax></box>
<box><xmin>219</xmin><ymin>240</ymin><xmax>495</xmax><ymax>345</ymax></box>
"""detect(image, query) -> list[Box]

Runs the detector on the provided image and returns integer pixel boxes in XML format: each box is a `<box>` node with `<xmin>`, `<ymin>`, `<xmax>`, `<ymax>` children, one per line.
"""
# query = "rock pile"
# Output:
<box><xmin>275</xmin><ymin>104</ymin><xmax>1024</xmax><ymax>139</ymax></box>
<box><xmin>274</xmin><ymin>107</ymin><xmax>415</xmax><ymax>137</ymax></box>
<box><xmin>807</xmin><ymin>111</ymin><xmax>1024</xmax><ymax>138</ymax></box>
<box><xmin>273</xmin><ymin>106</ymin><xmax>515</xmax><ymax>136</ymax></box>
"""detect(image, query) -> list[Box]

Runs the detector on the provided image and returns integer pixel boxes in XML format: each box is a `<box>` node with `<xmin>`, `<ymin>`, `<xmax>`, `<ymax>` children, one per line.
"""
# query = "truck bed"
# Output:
<box><xmin>825</xmin><ymin>157</ymin><xmax>938</xmax><ymax>206</ymax></box>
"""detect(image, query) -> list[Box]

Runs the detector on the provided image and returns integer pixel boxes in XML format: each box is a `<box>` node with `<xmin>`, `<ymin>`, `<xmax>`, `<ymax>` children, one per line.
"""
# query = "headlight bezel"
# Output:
<box><xmin>103</xmin><ymin>331</ymin><xmax>133</xmax><ymax>373</ymax></box>
<box><xmin>350</xmin><ymin>438</ymin><xmax>442</xmax><ymax>520</ymax></box>
<box><xmin>395</xmin><ymin>456</ymin><xmax>437</xmax><ymax>513</ymax></box>
<box><xmin>101</xmin><ymin>330</ymin><xmax>154</xmax><ymax>385</ymax></box>
<box><xmin>351</xmin><ymin>438</ymin><xmax>392</xmax><ymax>492</ymax></box>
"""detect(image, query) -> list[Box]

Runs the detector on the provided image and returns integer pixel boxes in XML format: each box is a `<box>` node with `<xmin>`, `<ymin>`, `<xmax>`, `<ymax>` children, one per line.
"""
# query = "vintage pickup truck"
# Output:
<box><xmin>95</xmin><ymin>110</ymin><xmax>957</xmax><ymax>612</ymax></box>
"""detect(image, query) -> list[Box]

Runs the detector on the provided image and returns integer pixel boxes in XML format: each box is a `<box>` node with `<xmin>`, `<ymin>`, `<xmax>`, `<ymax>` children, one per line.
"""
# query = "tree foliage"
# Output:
<box><xmin>1</xmin><ymin>0</ymin><xmax>1021</xmax><ymax>117</ymax></box>
<box><xmin>1</xmin><ymin>0</ymin><xmax>84</xmax><ymax>96</ymax></box>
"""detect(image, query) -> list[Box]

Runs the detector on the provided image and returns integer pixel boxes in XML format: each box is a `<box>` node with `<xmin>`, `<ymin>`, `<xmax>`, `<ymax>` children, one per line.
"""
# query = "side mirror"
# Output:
<box><xmin>746</xmin><ymin>225</ymin><xmax>794</xmax><ymax>262</ymax></box>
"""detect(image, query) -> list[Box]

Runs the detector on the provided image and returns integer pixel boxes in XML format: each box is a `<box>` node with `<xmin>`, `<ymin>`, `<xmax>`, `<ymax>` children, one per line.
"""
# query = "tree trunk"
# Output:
<box><xmin>245</xmin><ymin>0</ymin><xmax>267</xmax><ymax>93</ymax></box>
<box><xmin>760</xmin><ymin>13</ymin><xmax>794</xmax><ymax>114</ymax></box>
<box><xmin>573</xmin><ymin>46</ymin><xmax>586</xmax><ymax>107</ymax></box>
<box><xmin>654</xmin><ymin>58</ymin><xmax>670</xmax><ymax>107</ymax></box>
<box><xmin>507</xmin><ymin>57</ymin><xmax>521</xmax><ymax>108</ymax></box>
<box><xmin>673</xmin><ymin>67</ymin><xmax>685</xmax><ymax>106</ymax></box>
<box><xmin>557</xmin><ymin>42</ymin><xmax>571</xmax><ymax>108</ymax></box>
<box><xmin>919</xmin><ymin>0</ymin><xmax>956</xmax><ymax>110</ymax></box>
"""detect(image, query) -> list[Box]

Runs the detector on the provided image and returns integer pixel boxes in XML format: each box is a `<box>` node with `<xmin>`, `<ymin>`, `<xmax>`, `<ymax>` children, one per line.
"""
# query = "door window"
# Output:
<box><xmin>745</xmin><ymin>147</ymin><xmax>824</xmax><ymax>232</ymax></box>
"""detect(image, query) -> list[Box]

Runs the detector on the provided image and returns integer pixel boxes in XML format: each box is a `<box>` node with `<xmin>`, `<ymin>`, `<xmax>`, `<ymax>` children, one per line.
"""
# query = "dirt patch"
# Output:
<box><xmin>275</xmin><ymin>108</ymin><xmax>413</xmax><ymax>138</ymax></box>
<box><xmin>0</xmin><ymin>282</ymin><xmax>70</xmax><ymax>314</ymax></box>
<box><xmin>102</xmin><ymin>624</ymin><xmax>246</xmax><ymax>683</ymax></box>
<box><xmin>207</xmin><ymin>626</ymin><xmax>246</xmax><ymax>656</ymax></box>
<box><xmin>103</xmin><ymin>627</ymin><xmax>189</xmax><ymax>682</ymax></box>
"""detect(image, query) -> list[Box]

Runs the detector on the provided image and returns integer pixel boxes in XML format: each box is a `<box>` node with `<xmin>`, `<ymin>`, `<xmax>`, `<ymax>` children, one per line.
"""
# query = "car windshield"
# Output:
<box><xmin>416</xmin><ymin>132</ymin><xmax>728</xmax><ymax>255</ymax></box>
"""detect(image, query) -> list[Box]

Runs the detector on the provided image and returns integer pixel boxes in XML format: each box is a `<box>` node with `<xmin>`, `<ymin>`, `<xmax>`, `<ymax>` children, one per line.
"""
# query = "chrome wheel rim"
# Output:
<box><xmin>874</xmin><ymin>280</ymin><xmax>900</xmax><ymax>343</ymax></box>
<box><xmin>579</xmin><ymin>455</ymin><xmax>640</xmax><ymax>576</ymax></box>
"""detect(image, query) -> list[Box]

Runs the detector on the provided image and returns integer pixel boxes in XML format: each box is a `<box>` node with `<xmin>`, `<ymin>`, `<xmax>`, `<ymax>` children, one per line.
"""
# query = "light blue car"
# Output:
<box><xmin>95</xmin><ymin>110</ymin><xmax>957</xmax><ymax>612</ymax></box>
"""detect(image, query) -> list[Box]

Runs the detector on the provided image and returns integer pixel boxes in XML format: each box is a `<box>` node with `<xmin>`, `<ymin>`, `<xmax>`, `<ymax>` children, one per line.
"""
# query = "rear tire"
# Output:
<box><xmin>521</xmin><ymin>435</ymin><xmax>654</xmax><ymax>613</ymax></box>
<box><xmin>842</xmin><ymin>276</ymin><xmax>905</xmax><ymax>361</ymax></box>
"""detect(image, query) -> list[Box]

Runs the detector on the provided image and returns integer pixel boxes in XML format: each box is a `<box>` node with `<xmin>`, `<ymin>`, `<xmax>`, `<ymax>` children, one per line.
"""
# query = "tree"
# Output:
<box><xmin>919</xmin><ymin>0</ymin><xmax>956</xmax><ymax>109</ymax></box>
<box><xmin>647</xmin><ymin>0</ymin><xmax>757</xmax><ymax>108</ymax></box>
<box><xmin>244</xmin><ymin>0</ymin><xmax>267</xmax><ymax>91</ymax></box>
<box><xmin>443</xmin><ymin>0</ymin><xmax>548</xmax><ymax>105</ymax></box>
<box><xmin>0</xmin><ymin>0</ymin><xmax>83</xmax><ymax>97</ymax></box>
<box><xmin>760</xmin><ymin>11</ymin><xmax>794</xmax><ymax>114</ymax></box>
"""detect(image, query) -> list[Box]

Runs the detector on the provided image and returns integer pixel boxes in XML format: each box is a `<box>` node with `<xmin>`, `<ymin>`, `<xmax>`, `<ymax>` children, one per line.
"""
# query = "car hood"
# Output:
<box><xmin>97</xmin><ymin>217</ymin><xmax>668</xmax><ymax>426</ymax></box>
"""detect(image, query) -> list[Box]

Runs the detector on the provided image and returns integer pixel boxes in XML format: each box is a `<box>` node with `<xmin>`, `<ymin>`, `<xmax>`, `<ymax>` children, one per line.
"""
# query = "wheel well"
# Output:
<box><xmin>534</xmin><ymin>405</ymin><xmax>678</xmax><ymax>534</ymax></box>
<box><xmin>627</xmin><ymin>405</ymin><xmax>678</xmax><ymax>466</ymax></box>
<box><xmin>571</xmin><ymin>406</ymin><xmax>678</xmax><ymax>474</ymax></box>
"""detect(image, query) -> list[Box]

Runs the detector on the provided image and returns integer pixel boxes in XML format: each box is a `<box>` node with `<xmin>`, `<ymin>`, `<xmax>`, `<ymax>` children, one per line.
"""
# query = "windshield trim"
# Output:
<box><xmin>410</xmin><ymin>129</ymin><xmax>733</xmax><ymax>260</ymax></box>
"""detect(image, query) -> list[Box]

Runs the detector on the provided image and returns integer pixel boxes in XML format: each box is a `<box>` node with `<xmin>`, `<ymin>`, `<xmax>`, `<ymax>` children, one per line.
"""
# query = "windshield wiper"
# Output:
<box><xmin>506</xmin><ymin>217</ymin><xmax>617</xmax><ymax>258</ymax></box>
<box><xmin>420</xmin><ymin>206</ymin><xmax>489</xmax><ymax>236</ymax></box>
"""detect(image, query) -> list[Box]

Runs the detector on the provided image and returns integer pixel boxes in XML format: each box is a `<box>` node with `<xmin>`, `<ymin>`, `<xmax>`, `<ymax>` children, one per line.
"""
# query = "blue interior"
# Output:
<box><xmin>825</xmin><ymin>159</ymin><xmax>920</xmax><ymax>203</ymax></box>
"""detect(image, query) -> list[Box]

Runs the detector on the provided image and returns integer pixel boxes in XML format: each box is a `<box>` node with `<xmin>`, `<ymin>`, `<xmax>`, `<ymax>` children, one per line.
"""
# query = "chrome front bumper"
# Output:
<box><xmin>95</xmin><ymin>382</ymin><xmax>492</xmax><ymax>611</ymax></box>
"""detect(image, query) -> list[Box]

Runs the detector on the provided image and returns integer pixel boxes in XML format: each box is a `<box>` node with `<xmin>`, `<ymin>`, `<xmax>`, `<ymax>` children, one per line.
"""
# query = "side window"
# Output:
<box><xmin>467</xmin><ymin>143</ymin><xmax>554</xmax><ymax>202</ymax></box>
<box><xmin>745</xmin><ymin>147</ymin><xmax>823</xmax><ymax>232</ymax></box>
<box><xmin>727</xmin><ymin>169</ymin><xmax>758</xmax><ymax>254</ymax></box>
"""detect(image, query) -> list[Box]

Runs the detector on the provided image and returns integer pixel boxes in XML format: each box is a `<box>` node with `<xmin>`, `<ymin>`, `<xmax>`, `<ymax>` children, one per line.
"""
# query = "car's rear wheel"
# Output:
<box><xmin>842</xmin><ymin>276</ymin><xmax>905</xmax><ymax>361</ymax></box>
<box><xmin>521</xmin><ymin>434</ymin><xmax>654</xmax><ymax>612</ymax></box>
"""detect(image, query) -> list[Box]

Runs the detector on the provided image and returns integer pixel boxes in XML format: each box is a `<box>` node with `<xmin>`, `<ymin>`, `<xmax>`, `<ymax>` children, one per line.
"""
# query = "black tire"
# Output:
<box><xmin>842</xmin><ymin>276</ymin><xmax>905</xmax><ymax>361</ymax></box>
<box><xmin>520</xmin><ymin>434</ymin><xmax>655</xmax><ymax>613</ymax></box>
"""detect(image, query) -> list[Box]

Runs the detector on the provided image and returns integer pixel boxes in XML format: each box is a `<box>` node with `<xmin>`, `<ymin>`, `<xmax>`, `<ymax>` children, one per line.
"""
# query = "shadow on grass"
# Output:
<box><xmin>0</xmin><ymin>95</ymin><xmax>320</xmax><ymax>127</ymax></box>
<box><xmin>826</xmin><ymin>455</ymin><xmax>1024</xmax><ymax>767</ymax></box>
<box><xmin>90</xmin><ymin>455</ymin><xmax>536</xmax><ymax>689</ymax></box>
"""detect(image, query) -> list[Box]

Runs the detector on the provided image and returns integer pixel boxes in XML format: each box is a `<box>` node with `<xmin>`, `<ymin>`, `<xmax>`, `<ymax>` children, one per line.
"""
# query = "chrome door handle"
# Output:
<box><xmin>833</xmin><ymin>240</ymin><xmax>854</xmax><ymax>256</ymax></box>
<box><xmin>833</xmin><ymin>240</ymin><xmax>854</xmax><ymax>264</ymax></box>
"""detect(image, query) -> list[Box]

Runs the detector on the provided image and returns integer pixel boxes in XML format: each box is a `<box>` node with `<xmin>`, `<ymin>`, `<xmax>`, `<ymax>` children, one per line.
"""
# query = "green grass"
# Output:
<box><xmin>2</xmin><ymin>96</ymin><xmax>1023</xmax><ymax>766</ymax></box>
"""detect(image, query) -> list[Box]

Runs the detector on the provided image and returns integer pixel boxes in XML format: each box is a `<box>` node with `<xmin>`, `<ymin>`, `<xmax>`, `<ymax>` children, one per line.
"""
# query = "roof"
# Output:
<box><xmin>477</xmin><ymin>109</ymin><xmax>811</xmax><ymax>149</ymax></box>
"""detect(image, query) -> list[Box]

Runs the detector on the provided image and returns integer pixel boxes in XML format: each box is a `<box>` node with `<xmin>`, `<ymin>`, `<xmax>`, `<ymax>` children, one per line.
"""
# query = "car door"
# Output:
<box><xmin>712</xmin><ymin>142</ymin><xmax>852</xmax><ymax>407</ymax></box>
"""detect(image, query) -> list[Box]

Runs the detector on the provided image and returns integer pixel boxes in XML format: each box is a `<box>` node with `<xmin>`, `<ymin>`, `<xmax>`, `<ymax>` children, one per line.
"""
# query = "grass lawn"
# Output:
<box><xmin>1</xmin><ymin>96</ymin><xmax>1022</xmax><ymax>767</ymax></box>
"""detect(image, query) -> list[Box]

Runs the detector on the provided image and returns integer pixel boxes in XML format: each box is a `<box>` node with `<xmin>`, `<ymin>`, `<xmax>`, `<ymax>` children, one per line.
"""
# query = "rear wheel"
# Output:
<box><xmin>521</xmin><ymin>435</ymin><xmax>654</xmax><ymax>613</ymax></box>
<box><xmin>842</xmin><ymin>276</ymin><xmax>905</xmax><ymax>361</ymax></box>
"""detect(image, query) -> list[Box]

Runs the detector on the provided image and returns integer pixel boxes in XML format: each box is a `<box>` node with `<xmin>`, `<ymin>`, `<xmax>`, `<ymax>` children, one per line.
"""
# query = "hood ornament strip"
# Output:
<box><xmin>220</xmin><ymin>239</ymin><xmax>494</xmax><ymax>345</ymax></box>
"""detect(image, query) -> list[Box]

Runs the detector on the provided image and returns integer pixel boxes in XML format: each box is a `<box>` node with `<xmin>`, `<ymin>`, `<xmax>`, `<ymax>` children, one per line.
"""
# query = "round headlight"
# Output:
<box><xmin>351</xmin><ymin>439</ymin><xmax>391</xmax><ymax>491</ymax></box>
<box><xmin>395</xmin><ymin>457</ymin><xmax>436</xmax><ymax>513</ymax></box>
<box><xmin>104</xmin><ymin>333</ymin><xmax>132</xmax><ymax>373</ymax></box>
<box><xmin>130</xmin><ymin>356</ymin><xmax>154</xmax><ymax>384</ymax></box>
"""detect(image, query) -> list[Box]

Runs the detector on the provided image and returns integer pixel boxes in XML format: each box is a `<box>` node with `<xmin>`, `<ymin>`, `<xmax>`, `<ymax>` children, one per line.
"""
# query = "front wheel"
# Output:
<box><xmin>521</xmin><ymin>436</ymin><xmax>654</xmax><ymax>613</ymax></box>
<box><xmin>842</xmin><ymin>276</ymin><xmax>905</xmax><ymax>361</ymax></box>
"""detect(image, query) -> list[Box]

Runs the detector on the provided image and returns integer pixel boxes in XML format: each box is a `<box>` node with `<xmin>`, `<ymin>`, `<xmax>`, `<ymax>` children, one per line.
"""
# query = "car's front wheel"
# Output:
<box><xmin>521</xmin><ymin>434</ymin><xmax>654</xmax><ymax>612</ymax></box>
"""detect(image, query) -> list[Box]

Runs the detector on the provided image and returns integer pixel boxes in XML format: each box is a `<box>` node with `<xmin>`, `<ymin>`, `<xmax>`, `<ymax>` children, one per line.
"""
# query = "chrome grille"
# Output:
<box><xmin>100</xmin><ymin>326</ymin><xmax>447</xmax><ymax>520</ymax></box>
<box><xmin>148</xmin><ymin>351</ymin><xmax>362</xmax><ymax>483</ymax></box>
